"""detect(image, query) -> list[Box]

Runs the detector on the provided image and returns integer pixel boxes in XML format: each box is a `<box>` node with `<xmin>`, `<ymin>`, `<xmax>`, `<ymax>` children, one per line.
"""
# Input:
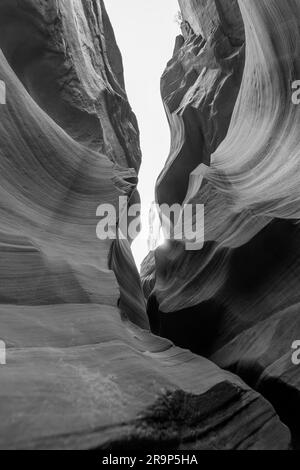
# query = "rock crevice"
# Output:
<box><xmin>142</xmin><ymin>0</ymin><xmax>300</xmax><ymax>448</ymax></box>
<box><xmin>0</xmin><ymin>0</ymin><xmax>296</xmax><ymax>450</ymax></box>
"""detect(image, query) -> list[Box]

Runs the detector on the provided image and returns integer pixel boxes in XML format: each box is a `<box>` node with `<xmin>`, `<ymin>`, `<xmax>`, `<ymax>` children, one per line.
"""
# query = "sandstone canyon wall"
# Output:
<box><xmin>142</xmin><ymin>0</ymin><xmax>300</xmax><ymax>448</ymax></box>
<box><xmin>0</xmin><ymin>0</ymin><xmax>294</xmax><ymax>450</ymax></box>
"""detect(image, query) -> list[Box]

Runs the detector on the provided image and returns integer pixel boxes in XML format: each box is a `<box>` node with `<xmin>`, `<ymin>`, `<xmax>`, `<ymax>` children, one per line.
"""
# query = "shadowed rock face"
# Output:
<box><xmin>0</xmin><ymin>0</ymin><xmax>146</xmax><ymax>326</ymax></box>
<box><xmin>142</xmin><ymin>0</ymin><xmax>300</xmax><ymax>446</ymax></box>
<box><xmin>0</xmin><ymin>0</ymin><xmax>141</xmax><ymax>169</ymax></box>
<box><xmin>157</xmin><ymin>0</ymin><xmax>244</xmax><ymax>206</ymax></box>
<box><xmin>0</xmin><ymin>0</ymin><xmax>292</xmax><ymax>450</ymax></box>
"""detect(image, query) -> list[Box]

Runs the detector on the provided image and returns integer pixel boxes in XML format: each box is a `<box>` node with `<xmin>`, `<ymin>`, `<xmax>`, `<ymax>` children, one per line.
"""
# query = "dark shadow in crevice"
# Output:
<box><xmin>147</xmin><ymin>294</ymin><xmax>224</xmax><ymax>357</ymax></box>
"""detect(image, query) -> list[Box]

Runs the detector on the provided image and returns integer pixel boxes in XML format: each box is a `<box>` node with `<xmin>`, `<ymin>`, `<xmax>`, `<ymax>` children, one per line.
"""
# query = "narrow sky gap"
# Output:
<box><xmin>105</xmin><ymin>0</ymin><xmax>179</xmax><ymax>269</ymax></box>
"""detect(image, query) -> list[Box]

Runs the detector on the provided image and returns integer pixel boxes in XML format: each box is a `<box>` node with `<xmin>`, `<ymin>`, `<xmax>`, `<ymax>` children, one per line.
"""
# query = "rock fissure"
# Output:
<box><xmin>0</xmin><ymin>0</ymin><xmax>298</xmax><ymax>450</ymax></box>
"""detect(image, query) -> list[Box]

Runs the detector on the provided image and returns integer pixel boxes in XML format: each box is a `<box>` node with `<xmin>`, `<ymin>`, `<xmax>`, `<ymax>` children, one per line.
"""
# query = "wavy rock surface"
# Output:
<box><xmin>0</xmin><ymin>0</ymin><xmax>291</xmax><ymax>450</ymax></box>
<box><xmin>142</xmin><ymin>0</ymin><xmax>300</xmax><ymax>447</ymax></box>
<box><xmin>1</xmin><ymin>304</ymin><xmax>291</xmax><ymax>449</ymax></box>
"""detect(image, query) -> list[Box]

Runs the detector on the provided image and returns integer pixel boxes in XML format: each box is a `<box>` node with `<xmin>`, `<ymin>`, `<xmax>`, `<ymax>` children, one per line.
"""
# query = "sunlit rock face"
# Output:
<box><xmin>142</xmin><ymin>0</ymin><xmax>300</xmax><ymax>447</ymax></box>
<box><xmin>0</xmin><ymin>0</ymin><xmax>146</xmax><ymax>323</ymax></box>
<box><xmin>0</xmin><ymin>0</ymin><xmax>290</xmax><ymax>450</ymax></box>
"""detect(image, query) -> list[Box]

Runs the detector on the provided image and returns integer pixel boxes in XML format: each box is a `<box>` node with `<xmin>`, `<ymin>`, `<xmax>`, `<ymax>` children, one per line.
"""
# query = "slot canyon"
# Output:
<box><xmin>0</xmin><ymin>0</ymin><xmax>299</xmax><ymax>451</ymax></box>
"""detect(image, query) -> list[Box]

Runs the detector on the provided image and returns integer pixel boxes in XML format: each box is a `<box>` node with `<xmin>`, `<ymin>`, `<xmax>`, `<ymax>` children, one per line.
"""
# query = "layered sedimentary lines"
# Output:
<box><xmin>157</xmin><ymin>0</ymin><xmax>245</xmax><ymax>207</ymax></box>
<box><xmin>142</xmin><ymin>0</ymin><xmax>300</xmax><ymax>446</ymax></box>
<box><xmin>0</xmin><ymin>0</ymin><xmax>149</xmax><ymax>447</ymax></box>
<box><xmin>0</xmin><ymin>0</ymin><xmax>141</xmax><ymax>169</ymax></box>
<box><xmin>0</xmin><ymin>302</ymin><xmax>290</xmax><ymax>449</ymax></box>
<box><xmin>0</xmin><ymin>0</ymin><xmax>294</xmax><ymax>450</ymax></box>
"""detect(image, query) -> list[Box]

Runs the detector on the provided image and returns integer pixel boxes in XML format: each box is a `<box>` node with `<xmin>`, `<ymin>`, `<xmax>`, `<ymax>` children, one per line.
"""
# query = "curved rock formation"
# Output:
<box><xmin>142</xmin><ymin>0</ymin><xmax>300</xmax><ymax>447</ymax></box>
<box><xmin>0</xmin><ymin>0</ymin><xmax>292</xmax><ymax>450</ymax></box>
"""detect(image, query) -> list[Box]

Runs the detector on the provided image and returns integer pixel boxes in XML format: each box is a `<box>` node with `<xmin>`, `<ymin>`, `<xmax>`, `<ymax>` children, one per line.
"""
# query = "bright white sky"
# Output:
<box><xmin>105</xmin><ymin>0</ymin><xmax>179</xmax><ymax>269</ymax></box>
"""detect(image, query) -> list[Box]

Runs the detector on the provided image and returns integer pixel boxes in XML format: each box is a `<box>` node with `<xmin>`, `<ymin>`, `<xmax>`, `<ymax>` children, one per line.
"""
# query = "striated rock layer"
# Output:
<box><xmin>0</xmin><ymin>0</ymin><xmax>292</xmax><ymax>450</ymax></box>
<box><xmin>142</xmin><ymin>0</ymin><xmax>300</xmax><ymax>447</ymax></box>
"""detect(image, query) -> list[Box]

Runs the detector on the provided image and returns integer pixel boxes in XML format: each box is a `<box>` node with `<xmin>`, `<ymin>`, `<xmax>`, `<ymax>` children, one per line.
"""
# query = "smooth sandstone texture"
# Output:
<box><xmin>142</xmin><ymin>0</ymin><xmax>300</xmax><ymax>446</ymax></box>
<box><xmin>0</xmin><ymin>303</ymin><xmax>290</xmax><ymax>449</ymax></box>
<box><xmin>0</xmin><ymin>0</ymin><xmax>291</xmax><ymax>450</ymax></box>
